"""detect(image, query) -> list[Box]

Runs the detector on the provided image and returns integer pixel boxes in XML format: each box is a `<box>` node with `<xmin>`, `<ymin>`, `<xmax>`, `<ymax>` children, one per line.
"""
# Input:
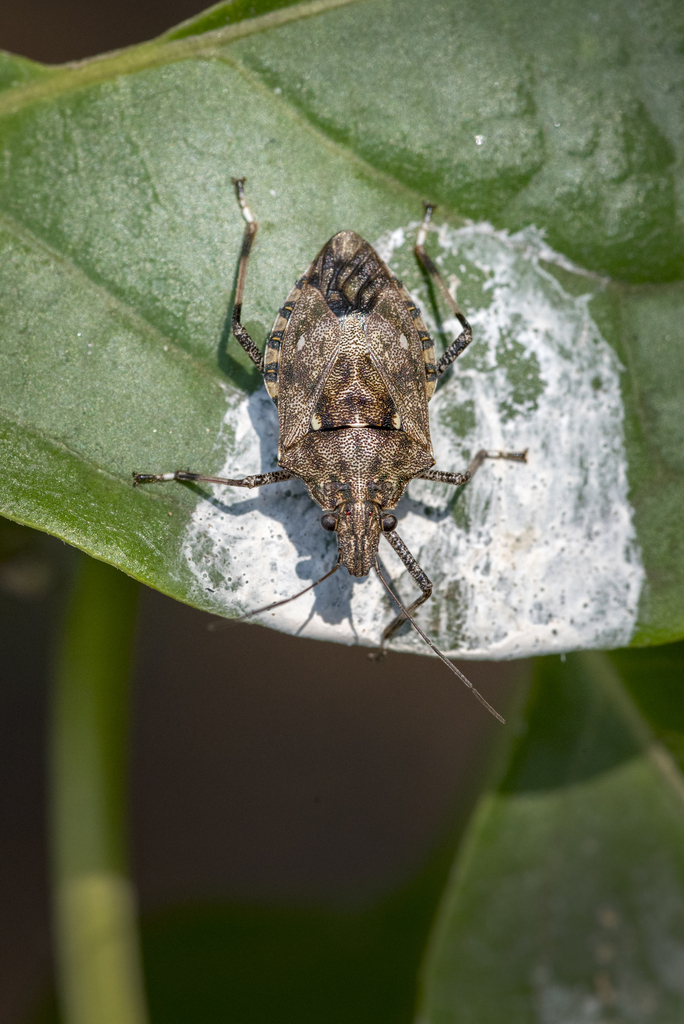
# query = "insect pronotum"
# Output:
<box><xmin>134</xmin><ymin>180</ymin><xmax>527</xmax><ymax>723</ymax></box>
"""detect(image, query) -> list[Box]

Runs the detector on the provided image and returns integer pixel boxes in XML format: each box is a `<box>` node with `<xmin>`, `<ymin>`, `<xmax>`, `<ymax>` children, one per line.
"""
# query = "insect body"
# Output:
<box><xmin>134</xmin><ymin>180</ymin><xmax>527</xmax><ymax>721</ymax></box>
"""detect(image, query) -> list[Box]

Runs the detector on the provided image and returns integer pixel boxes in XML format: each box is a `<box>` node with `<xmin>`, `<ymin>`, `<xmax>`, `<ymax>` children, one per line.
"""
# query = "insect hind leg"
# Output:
<box><xmin>414</xmin><ymin>203</ymin><xmax>472</xmax><ymax>376</ymax></box>
<box><xmin>371</xmin><ymin>529</ymin><xmax>433</xmax><ymax>658</ymax></box>
<box><xmin>373</xmin><ymin>450</ymin><xmax>527</xmax><ymax>652</ymax></box>
<box><xmin>231</xmin><ymin>178</ymin><xmax>265</xmax><ymax>373</ymax></box>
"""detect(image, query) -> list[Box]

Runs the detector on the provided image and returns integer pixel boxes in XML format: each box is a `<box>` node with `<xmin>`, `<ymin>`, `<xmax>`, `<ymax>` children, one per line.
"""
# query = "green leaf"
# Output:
<box><xmin>418</xmin><ymin>649</ymin><xmax>684</xmax><ymax>1022</ymax></box>
<box><xmin>1</xmin><ymin>0</ymin><xmax>683</xmax><ymax>653</ymax></box>
<box><xmin>609</xmin><ymin>640</ymin><xmax>684</xmax><ymax>774</ymax></box>
<box><xmin>0</xmin><ymin>50</ymin><xmax>49</xmax><ymax>94</ymax></box>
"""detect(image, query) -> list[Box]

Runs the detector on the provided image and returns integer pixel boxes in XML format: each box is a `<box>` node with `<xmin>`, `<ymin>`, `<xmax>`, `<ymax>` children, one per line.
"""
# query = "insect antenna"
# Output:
<box><xmin>374</xmin><ymin>559</ymin><xmax>505</xmax><ymax>724</ymax></box>
<box><xmin>208</xmin><ymin>559</ymin><xmax>341</xmax><ymax>631</ymax></box>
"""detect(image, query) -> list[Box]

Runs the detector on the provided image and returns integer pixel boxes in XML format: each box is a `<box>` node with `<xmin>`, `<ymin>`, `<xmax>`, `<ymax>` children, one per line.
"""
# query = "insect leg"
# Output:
<box><xmin>414</xmin><ymin>202</ymin><xmax>472</xmax><ymax>376</ymax></box>
<box><xmin>231</xmin><ymin>177</ymin><xmax>265</xmax><ymax>373</ymax></box>
<box><xmin>417</xmin><ymin>449</ymin><xmax>528</xmax><ymax>487</ymax></box>
<box><xmin>133</xmin><ymin>469</ymin><xmax>294</xmax><ymax>488</ymax></box>
<box><xmin>376</xmin><ymin>529</ymin><xmax>433</xmax><ymax>650</ymax></box>
<box><xmin>374</xmin><ymin>559</ymin><xmax>505</xmax><ymax>723</ymax></box>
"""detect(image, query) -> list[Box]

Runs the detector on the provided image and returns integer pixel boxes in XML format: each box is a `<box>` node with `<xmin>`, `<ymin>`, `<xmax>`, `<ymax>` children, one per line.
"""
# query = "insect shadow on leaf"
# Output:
<box><xmin>133</xmin><ymin>182</ymin><xmax>528</xmax><ymax>722</ymax></box>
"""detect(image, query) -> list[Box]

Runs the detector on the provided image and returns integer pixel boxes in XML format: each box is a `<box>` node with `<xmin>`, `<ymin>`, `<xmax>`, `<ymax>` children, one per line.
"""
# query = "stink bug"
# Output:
<box><xmin>134</xmin><ymin>180</ymin><xmax>527</xmax><ymax>722</ymax></box>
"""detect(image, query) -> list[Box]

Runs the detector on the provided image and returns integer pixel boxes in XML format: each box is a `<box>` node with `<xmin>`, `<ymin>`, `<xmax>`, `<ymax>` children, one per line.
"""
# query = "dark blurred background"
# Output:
<box><xmin>0</xmin><ymin>7</ymin><xmax>524</xmax><ymax>1022</ymax></box>
<box><xmin>0</xmin><ymin>0</ymin><xmax>207</xmax><ymax>65</ymax></box>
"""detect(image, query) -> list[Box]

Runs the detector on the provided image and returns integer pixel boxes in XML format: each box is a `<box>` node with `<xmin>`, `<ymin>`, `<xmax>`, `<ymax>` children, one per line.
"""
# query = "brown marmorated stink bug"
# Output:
<box><xmin>134</xmin><ymin>180</ymin><xmax>527</xmax><ymax>722</ymax></box>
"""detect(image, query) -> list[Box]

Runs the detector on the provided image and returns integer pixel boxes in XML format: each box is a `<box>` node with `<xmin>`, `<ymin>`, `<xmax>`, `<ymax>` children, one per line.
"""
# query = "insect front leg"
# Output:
<box><xmin>133</xmin><ymin>469</ymin><xmax>294</xmax><ymax>488</ymax></box>
<box><xmin>414</xmin><ymin>202</ymin><xmax>472</xmax><ymax>376</ymax></box>
<box><xmin>417</xmin><ymin>448</ymin><xmax>528</xmax><ymax>487</ymax></box>
<box><xmin>231</xmin><ymin>177</ymin><xmax>265</xmax><ymax>373</ymax></box>
<box><xmin>373</xmin><ymin>529</ymin><xmax>433</xmax><ymax>655</ymax></box>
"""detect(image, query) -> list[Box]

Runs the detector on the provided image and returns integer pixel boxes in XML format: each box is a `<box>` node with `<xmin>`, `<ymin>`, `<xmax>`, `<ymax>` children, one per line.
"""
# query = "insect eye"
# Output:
<box><xmin>381</xmin><ymin>514</ymin><xmax>397</xmax><ymax>533</ymax></box>
<box><xmin>320</xmin><ymin>513</ymin><xmax>337</xmax><ymax>532</ymax></box>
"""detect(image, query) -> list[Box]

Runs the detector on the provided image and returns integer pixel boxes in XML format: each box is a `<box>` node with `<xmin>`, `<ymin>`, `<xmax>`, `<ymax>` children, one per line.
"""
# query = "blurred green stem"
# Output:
<box><xmin>50</xmin><ymin>554</ymin><xmax>148</xmax><ymax>1024</ymax></box>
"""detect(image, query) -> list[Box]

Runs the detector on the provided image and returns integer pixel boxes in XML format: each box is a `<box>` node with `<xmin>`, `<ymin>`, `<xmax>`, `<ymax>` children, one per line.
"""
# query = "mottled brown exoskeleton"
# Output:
<box><xmin>135</xmin><ymin>180</ymin><xmax>527</xmax><ymax>721</ymax></box>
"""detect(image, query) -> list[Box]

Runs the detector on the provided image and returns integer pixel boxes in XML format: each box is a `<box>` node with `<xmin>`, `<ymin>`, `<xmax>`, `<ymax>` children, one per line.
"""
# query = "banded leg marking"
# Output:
<box><xmin>231</xmin><ymin>178</ymin><xmax>264</xmax><ymax>373</ymax></box>
<box><xmin>133</xmin><ymin>469</ymin><xmax>294</xmax><ymax>488</ymax></box>
<box><xmin>376</xmin><ymin>529</ymin><xmax>433</xmax><ymax>651</ymax></box>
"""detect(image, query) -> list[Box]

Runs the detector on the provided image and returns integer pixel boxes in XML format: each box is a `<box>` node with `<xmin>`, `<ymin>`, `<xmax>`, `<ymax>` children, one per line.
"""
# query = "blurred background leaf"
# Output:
<box><xmin>418</xmin><ymin>646</ymin><xmax>684</xmax><ymax>1023</ymax></box>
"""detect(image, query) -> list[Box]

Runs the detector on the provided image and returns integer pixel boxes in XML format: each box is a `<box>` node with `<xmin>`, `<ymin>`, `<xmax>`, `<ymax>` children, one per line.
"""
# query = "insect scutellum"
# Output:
<box><xmin>133</xmin><ymin>179</ymin><xmax>528</xmax><ymax>721</ymax></box>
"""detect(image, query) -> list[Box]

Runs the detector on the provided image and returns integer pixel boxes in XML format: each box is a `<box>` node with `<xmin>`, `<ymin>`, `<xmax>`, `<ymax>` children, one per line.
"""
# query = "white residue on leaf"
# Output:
<box><xmin>182</xmin><ymin>221</ymin><xmax>644</xmax><ymax>659</ymax></box>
